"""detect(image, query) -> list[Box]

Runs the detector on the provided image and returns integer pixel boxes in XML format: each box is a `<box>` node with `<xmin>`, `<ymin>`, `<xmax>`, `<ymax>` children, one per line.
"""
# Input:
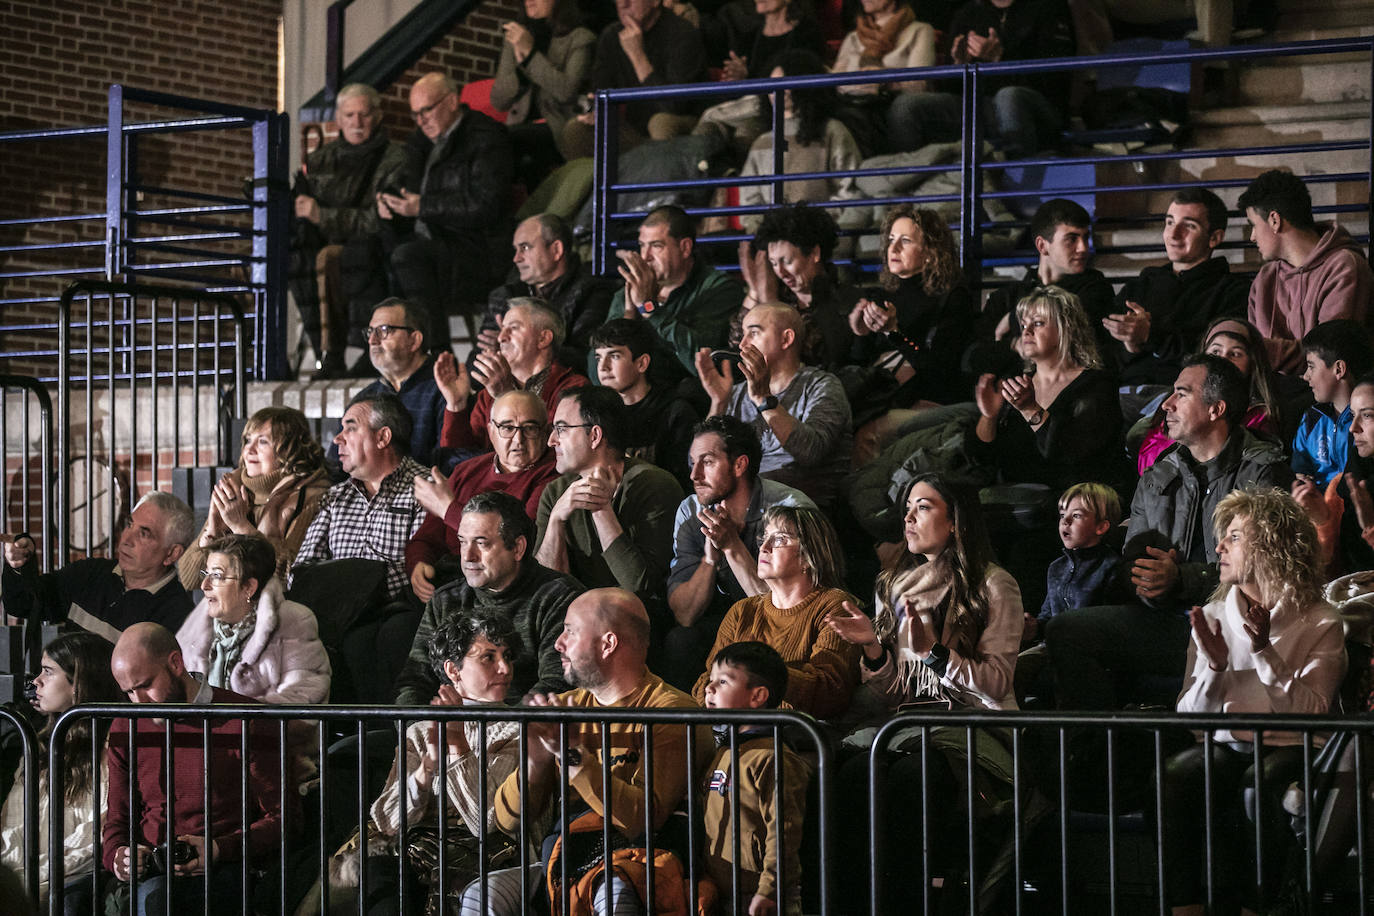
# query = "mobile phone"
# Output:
<box><xmin>709</xmin><ymin>349</ymin><xmax>738</xmax><ymax>368</ymax></box>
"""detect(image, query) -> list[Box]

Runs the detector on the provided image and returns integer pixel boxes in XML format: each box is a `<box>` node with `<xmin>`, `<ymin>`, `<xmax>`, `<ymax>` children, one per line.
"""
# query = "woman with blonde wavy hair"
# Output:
<box><xmin>970</xmin><ymin>285</ymin><xmax>1129</xmax><ymax>491</ymax></box>
<box><xmin>1164</xmin><ymin>486</ymin><xmax>1346</xmax><ymax>914</ymax></box>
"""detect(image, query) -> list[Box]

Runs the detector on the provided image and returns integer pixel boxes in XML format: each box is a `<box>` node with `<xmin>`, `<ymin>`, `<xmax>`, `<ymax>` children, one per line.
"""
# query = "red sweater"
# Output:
<box><xmin>439</xmin><ymin>362</ymin><xmax>590</xmax><ymax>452</ymax></box>
<box><xmin>101</xmin><ymin>685</ymin><xmax>282</xmax><ymax>869</ymax></box>
<box><xmin>404</xmin><ymin>449</ymin><xmax>560</xmax><ymax>573</ymax></box>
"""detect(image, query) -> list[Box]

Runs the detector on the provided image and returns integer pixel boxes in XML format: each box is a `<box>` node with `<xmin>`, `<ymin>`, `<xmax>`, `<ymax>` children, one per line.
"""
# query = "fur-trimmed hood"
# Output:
<box><xmin>176</xmin><ymin>577</ymin><xmax>331</xmax><ymax>705</ymax></box>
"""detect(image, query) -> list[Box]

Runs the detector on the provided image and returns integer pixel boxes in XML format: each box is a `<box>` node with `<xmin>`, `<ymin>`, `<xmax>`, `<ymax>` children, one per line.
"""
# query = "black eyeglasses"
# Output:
<box><xmin>363</xmin><ymin>324</ymin><xmax>416</xmax><ymax>342</ymax></box>
<box><xmin>491</xmin><ymin>421</ymin><xmax>546</xmax><ymax>440</ymax></box>
<box><xmin>411</xmin><ymin>92</ymin><xmax>453</xmax><ymax>122</ymax></box>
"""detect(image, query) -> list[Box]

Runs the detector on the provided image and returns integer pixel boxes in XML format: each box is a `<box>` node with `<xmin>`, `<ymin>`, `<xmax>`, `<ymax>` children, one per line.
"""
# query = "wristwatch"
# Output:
<box><xmin>754</xmin><ymin>395</ymin><xmax>779</xmax><ymax>412</ymax></box>
<box><xmin>921</xmin><ymin>642</ymin><xmax>951</xmax><ymax>676</ymax></box>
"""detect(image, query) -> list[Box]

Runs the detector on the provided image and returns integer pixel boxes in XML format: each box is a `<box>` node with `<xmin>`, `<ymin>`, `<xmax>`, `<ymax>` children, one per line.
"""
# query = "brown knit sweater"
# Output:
<box><xmin>692</xmin><ymin>588</ymin><xmax>859</xmax><ymax>720</ymax></box>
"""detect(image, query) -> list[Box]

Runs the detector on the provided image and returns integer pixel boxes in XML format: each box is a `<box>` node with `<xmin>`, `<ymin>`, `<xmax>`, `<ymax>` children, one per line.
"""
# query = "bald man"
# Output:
<box><xmin>384</xmin><ymin>71</ymin><xmax>514</xmax><ymax>324</ymax></box>
<box><xmin>473</xmin><ymin>588</ymin><xmax>712</xmax><ymax>915</ymax></box>
<box><xmin>103</xmin><ymin>623</ymin><xmax>282</xmax><ymax>916</ymax></box>
<box><xmin>695</xmin><ymin>303</ymin><xmax>853</xmax><ymax>507</ymax></box>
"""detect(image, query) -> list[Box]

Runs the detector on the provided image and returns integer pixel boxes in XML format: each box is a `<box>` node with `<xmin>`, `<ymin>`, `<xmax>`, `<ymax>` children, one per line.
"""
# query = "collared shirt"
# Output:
<box><xmin>290</xmin><ymin>455</ymin><xmax>428</xmax><ymax>600</ymax></box>
<box><xmin>351</xmin><ymin>353</ymin><xmax>449</xmax><ymax>468</ymax></box>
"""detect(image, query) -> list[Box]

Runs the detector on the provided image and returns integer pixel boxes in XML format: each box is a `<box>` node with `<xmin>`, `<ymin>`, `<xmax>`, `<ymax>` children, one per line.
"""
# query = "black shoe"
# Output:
<box><xmin>315</xmin><ymin>352</ymin><xmax>347</xmax><ymax>380</ymax></box>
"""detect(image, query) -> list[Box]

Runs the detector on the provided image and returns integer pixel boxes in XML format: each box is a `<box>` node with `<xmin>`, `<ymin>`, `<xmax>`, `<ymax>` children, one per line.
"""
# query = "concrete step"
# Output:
<box><xmin>1191</xmin><ymin>99</ymin><xmax>1370</xmax><ymax>127</ymax></box>
<box><xmin>1236</xmin><ymin>57</ymin><xmax>1372</xmax><ymax>104</ymax></box>
<box><xmin>1276</xmin><ymin>0</ymin><xmax>1374</xmax><ymax>34</ymax></box>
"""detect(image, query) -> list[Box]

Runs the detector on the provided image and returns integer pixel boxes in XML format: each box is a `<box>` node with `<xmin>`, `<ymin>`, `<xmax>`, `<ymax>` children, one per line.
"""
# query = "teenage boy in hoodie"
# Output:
<box><xmin>1240</xmin><ymin>169</ymin><xmax>1374</xmax><ymax>374</ymax></box>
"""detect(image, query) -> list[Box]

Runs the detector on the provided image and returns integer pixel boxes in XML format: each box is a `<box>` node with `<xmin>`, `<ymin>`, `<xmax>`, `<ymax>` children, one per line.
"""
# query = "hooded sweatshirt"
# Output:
<box><xmin>1248</xmin><ymin>222</ymin><xmax>1374</xmax><ymax>373</ymax></box>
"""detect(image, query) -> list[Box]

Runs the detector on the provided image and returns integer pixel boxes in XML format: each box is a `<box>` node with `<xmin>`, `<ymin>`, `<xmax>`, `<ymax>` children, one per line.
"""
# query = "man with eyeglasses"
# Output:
<box><xmin>405</xmin><ymin>390</ymin><xmax>560</xmax><ymax>602</ymax></box>
<box><xmin>536</xmin><ymin>386</ymin><xmax>683</xmax><ymax>622</ymax></box>
<box><xmin>380</xmin><ymin>72</ymin><xmax>514</xmax><ymax>327</ymax></box>
<box><xmin>290</xmin><ymin>82</ymin><xmax>409</xmax><ymax>380</ymax></box>
<box><xmin>2</xmin><ymin>491</ymin><xmax>196</xmax><ymax>643</ymax></box>
<box><xmin>435</xmin><ymin>297</ymin><xmax>589</xmax><ymax>459</ymax></box>
<box><xmin>659</xmin><ymin>415</ymin><xmax>814</xmax><ymax>688</ymax></box>
<box><xmin>344</xmin><ymin>297</ymin><xmax>450</xmax><ymax>468</ymax></box>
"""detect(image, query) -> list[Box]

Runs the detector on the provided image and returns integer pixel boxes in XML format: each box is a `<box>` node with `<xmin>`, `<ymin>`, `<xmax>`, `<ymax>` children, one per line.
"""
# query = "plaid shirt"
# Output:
<box><xmin>290</xmin><ymin>456</ymin><xmax>427</xmax><ymax>600</ymax></box>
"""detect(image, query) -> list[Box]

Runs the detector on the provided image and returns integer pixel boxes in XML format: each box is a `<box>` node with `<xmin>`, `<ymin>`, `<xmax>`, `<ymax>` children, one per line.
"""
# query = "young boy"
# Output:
<box><xmin>1017</xmin><ymin>483</ymin><xmax>1123</xmax><ymax>704</ymax></box>
<box><xmin>702</xmin><ymin>641</ymin><xmax>809</xmax><ymax>916</ymax></box>
<box><xmin>1293</xmin><ymin>319</ymin><xmax>1374</xmax><ymax>486</ymax></box>
<box><xmin>590</xmin><ymin>318</ymin><xmax>700</xmax><ymax>489</ymax></box>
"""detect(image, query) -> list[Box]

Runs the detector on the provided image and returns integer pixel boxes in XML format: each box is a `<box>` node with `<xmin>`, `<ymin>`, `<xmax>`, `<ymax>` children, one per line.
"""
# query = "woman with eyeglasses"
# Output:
<box><xmin>0</xmin><ymin>632</ymin><xmax>124</xmax><ymax>915</ymax></box>
<box><xmin>178</xmin><ymin>405</ymin><xmax>330</xmax><ymax>591</ymax></box>
<box><xmin>176</xmin><ymin>533</ymin><xmax>331</xmax><ymax>711</ymax></box>
<box><xmin>690</xmin><ymin>505</ymin><xmax>859</xmax><ymax>719</ymax></box>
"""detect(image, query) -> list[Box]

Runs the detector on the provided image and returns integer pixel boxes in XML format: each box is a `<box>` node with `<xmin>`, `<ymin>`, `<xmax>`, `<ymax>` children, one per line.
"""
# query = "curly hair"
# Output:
<box><xmin>428</xmin><ymin>609</ymin><xmax>524</xmax><ymax>685</ymax></box>
<box><xmin>1210</xmin><ymin>487</ymin><xmax>1323</xmax><ymax>610</ymax></box>
<box><xmin>877</xmin><ymin>204</ymin><xmax>962</xmax><ymax>296</ymax></box>
<box><xmin>752</xmin><ymin>203</ymin><xmax>839</xmax><ymax>264</ymax></box>
<box><xmin>874</xmin><ymin>474</ymin><xmax>995</xmax><ymax>663</ymax></box>
<box><xmin>1015</xmin><ymin>285</ymin><xmax>1101</xmax><ymax>370</ymax></box>
<box><xmin>242</xmin><ymin>406</ymin><xmax>325</xmax><ymax>478</ymax></box>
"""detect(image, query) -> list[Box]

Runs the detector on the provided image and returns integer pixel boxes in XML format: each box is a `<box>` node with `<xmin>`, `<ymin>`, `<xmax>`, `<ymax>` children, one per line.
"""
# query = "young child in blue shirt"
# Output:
<box><xmin>1293</xmin><ymin>319</ymin><xmax>1374</xmax><ymax>486</ymax></box>
<box><xmin>1016</xmin><ymin>482</ymin><xmax>1123</xmax><ymax>704</ymax></box>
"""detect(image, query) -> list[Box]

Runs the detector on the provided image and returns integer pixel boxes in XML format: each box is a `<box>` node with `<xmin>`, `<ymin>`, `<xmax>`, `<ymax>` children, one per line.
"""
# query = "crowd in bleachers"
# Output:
<box><xmin>2</xmin><ymin>1</ymin><xmax>1373</xmax><ymax>913</ymax></box>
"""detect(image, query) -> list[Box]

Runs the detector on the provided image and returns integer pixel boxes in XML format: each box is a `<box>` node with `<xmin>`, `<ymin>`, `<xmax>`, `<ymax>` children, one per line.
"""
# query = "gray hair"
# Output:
<box><xmin>335</xmin><ymin>83</ymin><xmax>381</xmax><ymax>112</ymax></box>
<box><xmin>133</xmin><ymin>491</ymin><xmax>195</xmax><ymax>549</ymax></box>
<box><xmin>506</xmin><ymin>297</ymin><xmax>566</xmax><ymax>351</ymax></box>
<box><xmin>347</xmin><ymin>391</ymin><xmax>413</xmax><ymax>455</ymax></box>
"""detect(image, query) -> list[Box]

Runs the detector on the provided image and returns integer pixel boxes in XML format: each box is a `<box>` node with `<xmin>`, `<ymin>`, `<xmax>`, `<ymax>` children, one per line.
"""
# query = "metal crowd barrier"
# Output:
<box><xmin>589</xmin><ymin>36</ymin><xmax>1374</xmax><ymax>285</ymax></box>
<box><xmin>0</xmin><ymin>705</ymin><xmax>41</xmax><ymax>910</ymax></box>
<box><xmin>0</xmin><ymin>85</ymin><xmax>290</xmax><ymax>383</ymax></box>
<box><xmin>56</xmin><ymin>280</ymin><xmax>247</xmax><ymax>563</ymax></box>
<box><xmin>0</xmin><ymin>376</ymin><xmax>54</xmax><ymax>574</ymax></box>
<box><xmin>28</xmin><ymin>703</ymin><xmax>1374</xmax><ymax>915</ymax></box>
<box><xmin>44</xmin><ymin>703</ymin><xmax>832</xmax><ymax>916</ymax></box>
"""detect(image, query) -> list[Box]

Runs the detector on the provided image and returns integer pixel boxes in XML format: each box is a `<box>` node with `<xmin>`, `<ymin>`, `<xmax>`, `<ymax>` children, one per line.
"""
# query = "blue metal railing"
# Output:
<box><xmin>591</xmin><ymin>36</ymin><xmax>1374</xmax><ymax>283</ymax></box>
<box><xmin>0</xmin><ymin>85</ymin><xmax>290</xmax><ymax>381</ymax></box>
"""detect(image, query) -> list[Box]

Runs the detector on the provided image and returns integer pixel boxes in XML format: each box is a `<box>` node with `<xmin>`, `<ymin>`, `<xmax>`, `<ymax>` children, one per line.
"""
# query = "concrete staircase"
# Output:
<box><xmin>1088</xmin><ymin>0</ymin><xmax>1372</xmax><ymax>279</ymax></box>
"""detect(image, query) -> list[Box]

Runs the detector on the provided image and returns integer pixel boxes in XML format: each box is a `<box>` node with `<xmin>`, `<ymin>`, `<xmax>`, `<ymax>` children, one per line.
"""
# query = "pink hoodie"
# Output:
<box><xmin>1248</xmin><ymin>222</ymin><xmax>1373</xmax><ymax>373</ymax></box>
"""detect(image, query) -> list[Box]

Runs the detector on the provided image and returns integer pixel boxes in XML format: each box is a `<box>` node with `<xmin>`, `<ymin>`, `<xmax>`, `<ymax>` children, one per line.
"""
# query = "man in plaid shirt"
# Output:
<box><xmin>290</xmin><ymin>391</ymin><xmax>427</xmax><ymax>699</ymax></box>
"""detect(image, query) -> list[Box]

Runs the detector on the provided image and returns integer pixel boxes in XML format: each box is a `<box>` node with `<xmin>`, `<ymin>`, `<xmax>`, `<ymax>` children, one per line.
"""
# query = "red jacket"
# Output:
<box><xmin>101</xmin><ymin>685</ymin><xmax>282</xmax><ymax>869</ymax></box>
<box><xmin>404</xmin><ymin>449</ymin><xmax>560</xmax><ymax>573</ymax></box>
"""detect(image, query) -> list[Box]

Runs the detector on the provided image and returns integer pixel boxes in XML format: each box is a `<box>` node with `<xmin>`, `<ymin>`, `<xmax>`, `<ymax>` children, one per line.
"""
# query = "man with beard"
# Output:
<box><xmin>405</xmin><ymin>390</ymin><xmax>560</xmax><ymax>602</ymax></box>
<box><xmin>395</xmin><ymin>490</ymin><xmax>580</xmax><ymax>705</ymax></box>
<box><xmin>345</xmin><ymin>298</ymin><xmax>448</xmax><ymax>467</ymax></box>
<box><xmin>436</xmin><ymin>298</ymin><xmax>590</xmax><ymax>458</ymax></box>
<box><xmin>660</xmin><ymin>415</ymin><xmax>813</xmax><ymax>688</ymax></box>
<box><xmin>1046</xmin><ymin>355</ymin><xmax>1289</xmax><ymax>709</ymax></box>
<box><xmin>104</xmin><ymin>623</ymin><xmax>281</xmax><ymax>916</ymax></box>
<box><xmin>610</xmin><ymin>205</ymin><xmax>743</xmax><ymax>379</ymax></box>
<box><xmin>468</xmin><ymin>587</ymin><xmax>711</xmax><ymax>916</ymax></box>
<box><xmin>291</xmin><ymin>83</ymin><xmax>409</xmax><ymax>379</ymax></box>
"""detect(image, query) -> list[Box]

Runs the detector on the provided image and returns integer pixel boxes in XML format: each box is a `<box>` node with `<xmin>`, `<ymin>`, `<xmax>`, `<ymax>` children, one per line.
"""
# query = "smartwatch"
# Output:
<box><xmin>754</xmin><ymin>395</ymin><xmax>779</xmax><ymax>412</ymax></box>
<box><xmin>921</xmin><ymin>642</ymin><xmax>951</xmax><ymax>677</ymax></box>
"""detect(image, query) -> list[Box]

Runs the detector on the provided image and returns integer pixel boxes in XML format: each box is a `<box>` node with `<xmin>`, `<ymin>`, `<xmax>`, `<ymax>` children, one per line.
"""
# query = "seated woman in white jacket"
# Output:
<box><xmin>0</xmin><ymin>632</ymin><xmax>125</xmax><ymax>916</ymax></box>
<box><xmin>176</xmin><ymin>533</ymin><xmax>330</xmax><ymax>705</ymax></box>
<box><xmin>1164</xmin><ymin>487</ymin><xmax>1347</xmax><ymax>915</ymax></box>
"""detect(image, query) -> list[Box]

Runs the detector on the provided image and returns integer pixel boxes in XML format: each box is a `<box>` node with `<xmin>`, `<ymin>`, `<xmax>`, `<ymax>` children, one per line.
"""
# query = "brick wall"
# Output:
<box><xmin>306</xmin><ymin>0</ymin><xmax>523</xmax><ymax>151</ymax></box>
<box><xmin>0</xmin><ymin>0</ymin><xmax>283</xmax><ymax>376</ymax></box>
